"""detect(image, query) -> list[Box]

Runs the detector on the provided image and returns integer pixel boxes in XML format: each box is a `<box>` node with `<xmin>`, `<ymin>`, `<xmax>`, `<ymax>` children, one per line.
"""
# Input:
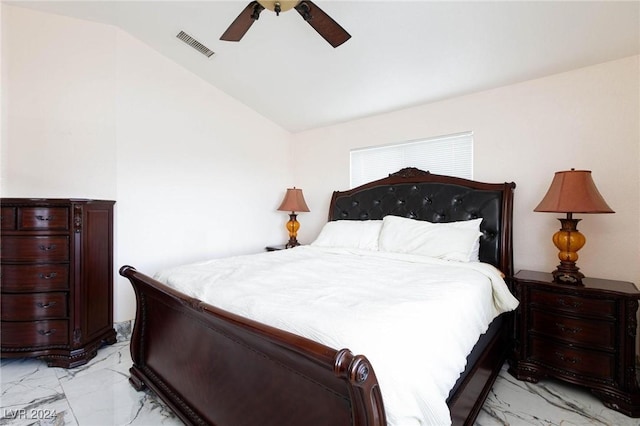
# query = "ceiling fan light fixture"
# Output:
<box><xmin>257</xmin><ymin>1</ymin><xmax>300</xmax><ymax>13</ymax></box>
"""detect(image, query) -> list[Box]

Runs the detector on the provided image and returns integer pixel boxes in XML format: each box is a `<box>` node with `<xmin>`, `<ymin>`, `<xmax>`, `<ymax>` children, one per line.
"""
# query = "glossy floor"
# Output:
<box><xmin>1</xmin><ymin>339</ymin><xmax>637</xmax><ymax>425</ymax></box>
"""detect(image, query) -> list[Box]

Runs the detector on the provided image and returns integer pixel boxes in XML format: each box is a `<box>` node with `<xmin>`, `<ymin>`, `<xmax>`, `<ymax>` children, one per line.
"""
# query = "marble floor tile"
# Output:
<box><xmin>53</xmin><ymin>341</ymin><xmax>131</xmax><ymax>383</ymax></box>
<box><xmin>476</xmin><ymin>365</ymin><xmax>639</xmax><ymax>426</ymax></box>
<box><xmin>0</xmin><ymin>358</ymin><xmax>77</xmax><ymax>426</ymax></box>
<box><xmin>0</xmin><ymin>341</ymin><xmax>180</xmax><ymax>426</ymax></box>
<box><xmin>2</xmin><ymin>343</ymin><xmax>639</xmax><ymax>425</ymax></box>
<box><xmin>1</xmin><ymin>358</ymin><xmax>63</xmax><ymax>408</ymax></box>
<box><xmin>114</xmin><ymin>321</ymin><xmax>133</xmax><ymax>343</ymax></box>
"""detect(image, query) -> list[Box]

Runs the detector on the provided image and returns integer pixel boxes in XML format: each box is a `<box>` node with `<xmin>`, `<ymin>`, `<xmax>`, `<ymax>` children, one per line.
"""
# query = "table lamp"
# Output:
<box><xmin>277</xmin><ymin>187</ymin><xmax>310</xmax><ymax>248</ymax></box>
<box><xmin>534</xmin><ymin>169</ymin><xmax>614</xmax><ymax>285</ymax></box>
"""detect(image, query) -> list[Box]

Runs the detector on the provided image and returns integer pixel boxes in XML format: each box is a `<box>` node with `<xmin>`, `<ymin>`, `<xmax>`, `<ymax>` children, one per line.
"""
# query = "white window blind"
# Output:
<box><xmin>350</xmin><ymin>132</ymin><xmax>473</xmax><ymax>188</ymax></box>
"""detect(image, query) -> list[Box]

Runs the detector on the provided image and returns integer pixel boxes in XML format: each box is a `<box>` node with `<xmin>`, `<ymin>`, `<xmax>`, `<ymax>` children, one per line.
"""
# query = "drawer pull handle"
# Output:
<box><xmin>38</xmin><ymin>244</ymin><xmax>57</xmax><ymax>251</ymax></box>
<box><xmin>557</xmin><ymin>298</ymin><xmax>582</xmax><ymax>309</ymax></box>
<box><xmin>35</xmin><ymin>215</ymin><xmax>54</xmax><ymax>221</ymax></box>
<box><xmin>39</xmin><ymin>272</ymin><xmax>58</xmax><ymax>280</ymax></box>
<box><xmin>37</xmin><ymin>329</ymin><xmax>56</xmax><ymax>336</ymax></box>
<box><xmin>555</xmin><ymin>351</ymin><xmax>580</xmax><ymax>364</ymax></box>
<box><xmin>555</xmin><ymin>323</ymin><xmax>582</xmax><ymax>334</ymax></box>
<box><xmin>36</xmin><ymin>301</ymin><xmax>57</xmax><ymax>309</ymax></box>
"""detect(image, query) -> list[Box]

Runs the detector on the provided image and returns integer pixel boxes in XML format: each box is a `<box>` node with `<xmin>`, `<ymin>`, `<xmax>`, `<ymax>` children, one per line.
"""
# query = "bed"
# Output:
<box><xmin>120</xmin><ymin>167</ymin><xmax>517</xmax><ymax>425</ymax></box>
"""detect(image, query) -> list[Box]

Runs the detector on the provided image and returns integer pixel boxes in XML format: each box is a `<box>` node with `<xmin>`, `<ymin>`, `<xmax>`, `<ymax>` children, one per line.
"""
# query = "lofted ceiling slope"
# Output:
<box><xmin>5</xmin><ymin>1</ymin><xmax>640</xmax><ymax>133</ymax></box>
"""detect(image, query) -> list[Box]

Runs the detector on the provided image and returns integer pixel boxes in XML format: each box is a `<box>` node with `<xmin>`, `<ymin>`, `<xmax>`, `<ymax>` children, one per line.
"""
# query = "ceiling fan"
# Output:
<box><xmin>220</xmin><ymin>1</ymin><xmax>351</xmax><ymax>48</ymax></box>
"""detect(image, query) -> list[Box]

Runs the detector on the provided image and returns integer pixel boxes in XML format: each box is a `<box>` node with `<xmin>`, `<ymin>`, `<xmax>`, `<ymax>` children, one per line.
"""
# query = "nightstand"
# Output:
<box><xmin>265</xmin><ymin>244</ymin><xmax>306</xmax><ymax>251</ymax></box>
<box><xmin>509</xmin><ymin>270</ymin><xmax>640</xmax><ymax>417</ymax></box>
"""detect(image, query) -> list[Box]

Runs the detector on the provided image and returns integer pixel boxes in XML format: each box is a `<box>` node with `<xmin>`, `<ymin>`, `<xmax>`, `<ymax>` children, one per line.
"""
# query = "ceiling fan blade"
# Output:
<box><xmin>294</xmin><ymin>1</ymin><xmax>351</xmax><ymax>48</ymax></box>
<box><xmin>220</xmin><ymin>1</ymin><xmax>265</xmax><ymax>42</ymax></box>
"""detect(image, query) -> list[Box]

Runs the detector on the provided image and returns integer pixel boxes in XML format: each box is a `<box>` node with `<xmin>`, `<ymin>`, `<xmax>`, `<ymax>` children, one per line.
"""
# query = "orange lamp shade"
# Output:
<box><xmin>277</xmin><ymin>188</ymin><xmax>310</xmax><ymax>213</ymax></box>
<box><xmin>534</xmin><ymin>169</ymin><xmax>614</xmax><ymax>214</ymax></box>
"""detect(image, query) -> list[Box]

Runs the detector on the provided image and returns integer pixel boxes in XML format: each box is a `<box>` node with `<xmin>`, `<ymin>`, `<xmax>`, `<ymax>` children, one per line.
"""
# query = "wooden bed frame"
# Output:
<box><xmin>120</xmin><ymin>168</ymin><xmax>516</xmax><ymax>425</ymax></box>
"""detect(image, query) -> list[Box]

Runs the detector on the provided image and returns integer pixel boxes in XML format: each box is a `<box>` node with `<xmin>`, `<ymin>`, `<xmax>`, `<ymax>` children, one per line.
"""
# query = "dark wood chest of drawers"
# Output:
<box><xmin>509</xmin><ymin>270</ymin><xmax>640</xmax><ymax>417</ymax></box>
<box><xmin>1</xmin><ymin>198</ymin><xmax>116</xmax><ymax>368</ymax></box>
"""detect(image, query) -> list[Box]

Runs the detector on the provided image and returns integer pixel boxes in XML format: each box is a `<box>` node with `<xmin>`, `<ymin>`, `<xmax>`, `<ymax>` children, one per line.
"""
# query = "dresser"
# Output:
<box><xmin>509</xmin><ymin>270</ymin><xmax>640</xmax><ymax>417</ymax></box>
<box><xmin>1</xmin><ymin>198</ymin><xmax>116</xmax><ymax>368</ymax></box>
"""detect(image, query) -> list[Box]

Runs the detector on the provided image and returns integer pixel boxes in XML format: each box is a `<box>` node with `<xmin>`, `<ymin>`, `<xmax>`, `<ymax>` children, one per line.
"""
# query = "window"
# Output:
<box><xmin>350</xmin><ymin>132</ymin><xmax>473</xmax><ymax>188</ymax></box>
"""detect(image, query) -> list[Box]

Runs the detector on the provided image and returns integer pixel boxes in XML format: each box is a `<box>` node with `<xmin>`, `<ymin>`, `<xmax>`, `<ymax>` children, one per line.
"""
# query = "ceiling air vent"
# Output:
<box><xmin>177</xmin><ymin>31</ymin><xmax>214</xmax><ymax>58</ymax></box>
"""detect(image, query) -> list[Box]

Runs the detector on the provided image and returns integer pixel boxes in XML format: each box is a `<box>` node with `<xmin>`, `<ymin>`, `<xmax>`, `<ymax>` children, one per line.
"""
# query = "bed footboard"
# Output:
<box><xmin>120</xmin><ymin>265</ymin><xmax>386</xmax><ymax>426</ymax></box>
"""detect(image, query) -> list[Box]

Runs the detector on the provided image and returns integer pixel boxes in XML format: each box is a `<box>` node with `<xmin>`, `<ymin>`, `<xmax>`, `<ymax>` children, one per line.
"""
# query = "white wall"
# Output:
<box><xmin>1</xmin><ymin>4</ymin><xmax>117</xmax><ymax>198</ymax></box>
<box><xmin>292</xmin><ymin>56</ymin><xmax>640</xmax><ymax>285</ymax></box>
<box><xmin>1</xmin><ymin>5</ymin><xmax>294</xmax><ymax>321</ymax></box>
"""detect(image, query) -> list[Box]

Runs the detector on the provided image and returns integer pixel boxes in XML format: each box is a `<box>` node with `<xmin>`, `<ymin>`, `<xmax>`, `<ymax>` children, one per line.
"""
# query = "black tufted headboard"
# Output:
<box><xmin>329</xmin><ymin>168</ymin><xmax>516</xmax><ymax>276</ymax></box>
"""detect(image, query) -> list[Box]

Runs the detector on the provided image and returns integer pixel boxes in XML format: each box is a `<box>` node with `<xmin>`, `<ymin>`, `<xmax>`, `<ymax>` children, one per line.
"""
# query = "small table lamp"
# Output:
<box><xmin>277</xmin><ymin>187</ymin><xmax>310</xmax><ymax>248</ymax></box>
<box><xmin>534</xmin><ymin>169</ymin><xmax>614</xmax><ymax>285</ymax></box>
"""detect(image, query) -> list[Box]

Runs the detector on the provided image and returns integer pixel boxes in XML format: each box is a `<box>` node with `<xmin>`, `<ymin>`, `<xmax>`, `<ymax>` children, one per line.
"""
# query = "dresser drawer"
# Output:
<box><xmin>530</xmin><ymin>337</ymin><xmax>615</xmax><ymax>383</ymax></box>
<box><xmin>1</xmin><ymin>320</ymin><xmax>69</xmax><ymax>347</ymax></box>
<box><xmin>530</xmin><ymin>309</ymin><xmax>615</xmax><ymax>350</ymax></box>
<box><xmin>1</xmin><ymin>207</ymin><xmax>16</xmax><ymax>230</ymax></box>
<box><xmin>1</xmin><ymin>236</ymin><xmax>69</xmax><ymax>262</ymax></box>
<box><xmin>18</xmin><ymin>207</ymin><xmax>68</xmax><ymax>230</ymax></box>
<box><xmin>1</xmin><ymin>293</ymin><xmax>67</xmax><ymax>321</ymax></box>
<box><xmin>1</xmin><ymin>264</ymin><xmax>69</xmax><ymax>292</ymax></box>
<box><xmin>530</xmin><ymin>289</ymin><xmax>616</xmax><ymax>318</ymax></box>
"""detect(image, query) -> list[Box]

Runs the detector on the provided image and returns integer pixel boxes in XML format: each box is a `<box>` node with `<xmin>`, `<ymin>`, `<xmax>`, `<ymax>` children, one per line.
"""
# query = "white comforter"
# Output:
<box><xmin>155</xmin><ymin>246</ymin><xmax>519</xmax><ymax>426</ymax></box>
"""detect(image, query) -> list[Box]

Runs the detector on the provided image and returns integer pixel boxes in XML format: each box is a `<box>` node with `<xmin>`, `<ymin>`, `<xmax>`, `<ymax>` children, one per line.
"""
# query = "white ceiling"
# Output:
<box><xmin>7</xmin><ymin>1</ymin><xmax>640</xmax><ymax>133</ymax></box>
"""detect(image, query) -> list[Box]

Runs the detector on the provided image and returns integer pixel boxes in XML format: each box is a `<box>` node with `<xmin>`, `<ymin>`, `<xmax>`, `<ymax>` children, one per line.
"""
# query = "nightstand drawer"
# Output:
<box><xmin>530</xmin><ymin>309</ymin><xmax>615</xmax><ymax>350</ymax></box>
<box><xmin>1</xmin><ymin>236</ymin><xmax>69</xmax><ymax>262</ymax></box>
<box><xmin>1</xmin><ymin>320</ymin><xmax>69</xmax><ymax>347</ymax></box>
<box><xmin>1</xmin><ymin>293</ymin><xmax>67</xmax><ymax>321</ymax></box>
<box><xmin>530</xmin><ymin>289</ymin><xmax>616</xmax><ymax>317</ymax></box>
<box><xmin>18</xmin><ymin>207</ymin><xmax>69</xmax><ymax>230</ymax></box>
<box><xmin>1</xmin><ymin>264</ymin><xmax>69</xmax><ymax>292</ymax></box>
<box><xmin>530</xmin><ymin>337</ymin><xmax>615</xmax><ymax>382</ymax></box>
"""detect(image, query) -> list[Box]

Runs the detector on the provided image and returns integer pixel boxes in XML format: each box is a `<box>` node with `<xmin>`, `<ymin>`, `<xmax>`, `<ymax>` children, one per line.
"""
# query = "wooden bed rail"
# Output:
<box><xmin>120</xmin><ymin>265</ymin><xmax>386</xmax><ymax>426</ymax></box>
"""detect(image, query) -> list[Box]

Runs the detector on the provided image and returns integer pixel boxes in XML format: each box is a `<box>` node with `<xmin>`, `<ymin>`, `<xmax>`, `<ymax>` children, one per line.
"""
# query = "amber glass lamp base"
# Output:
<box><xmin>285</xmin><ymin>213</ymin><xmax>300</xmax><ymax>248</ymax></box>
<box><xmin>551</xmin><ymin>216</ymin><xmax>586</xmax><ymax>285</ymax></box>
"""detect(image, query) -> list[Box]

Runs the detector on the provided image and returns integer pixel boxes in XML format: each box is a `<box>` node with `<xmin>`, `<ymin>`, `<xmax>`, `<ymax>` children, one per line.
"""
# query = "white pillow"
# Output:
<box><xmin>446</xmin><ymin>217</ymin><xmax>483</xmax><ymax>262</ymax></box>
<box><xmin>311</xmin><ymin>220</ymin><xmax>383</xmax><ymax>251</ymax></box>
<box><xmin>378</xmin><ymin>216</ymin><xmax>482</xmax><ymax>262</ymax></box>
